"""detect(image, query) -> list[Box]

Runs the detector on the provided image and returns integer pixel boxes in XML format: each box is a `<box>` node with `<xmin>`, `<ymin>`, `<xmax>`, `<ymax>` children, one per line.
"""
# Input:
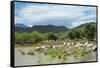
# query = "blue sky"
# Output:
<box><xmin>15</xmin><ymin>2</ymin><xmax>96</xmax><ymax>28</ymax></box>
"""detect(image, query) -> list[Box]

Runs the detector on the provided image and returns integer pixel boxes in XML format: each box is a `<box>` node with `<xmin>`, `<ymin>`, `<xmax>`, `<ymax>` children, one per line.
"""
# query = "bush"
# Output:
<box><xmin>67</xmin><ymin>29</ymin><xmax>81</xmax><ymax>40</ymax></box>
<box><xmin>15</xmin><ymin>31</ymin><xmax>47</xmax><ymax>44</ymax></box>
<box><xmin>47</xmin><ymin>32</ymin><xmax>58</xmax><ymax>41</ymax></box>
<box><xmin>31</xmin><ymin>31</ymin><xmax>47</xmax><ymax>43</ymax></box>
<box><xmin>58</xmin><ymin>32</ymin><xmax>68</xmax><ymax>40</ymax></box>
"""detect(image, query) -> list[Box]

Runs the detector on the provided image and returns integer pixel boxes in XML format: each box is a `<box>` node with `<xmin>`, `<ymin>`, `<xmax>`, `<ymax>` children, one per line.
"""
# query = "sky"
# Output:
<box><xmin>15</xmin><ymin>2</ymin><xmax>96</xmax><ymax>28</ymax></box>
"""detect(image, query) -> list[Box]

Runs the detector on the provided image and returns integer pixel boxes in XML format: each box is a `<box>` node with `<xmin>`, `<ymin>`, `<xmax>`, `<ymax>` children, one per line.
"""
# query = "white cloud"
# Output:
<box><xmin>15</xmin><ymin>3</ymin><xmax>96</xmax><ymax>28</ymax></box>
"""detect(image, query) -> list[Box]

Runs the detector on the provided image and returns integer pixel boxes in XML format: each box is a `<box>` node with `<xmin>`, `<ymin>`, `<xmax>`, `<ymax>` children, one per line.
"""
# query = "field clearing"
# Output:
<box><xmin>15</xmin><ymin>40</ymin><xmax>97</xmax><ymax>66</ymax></box>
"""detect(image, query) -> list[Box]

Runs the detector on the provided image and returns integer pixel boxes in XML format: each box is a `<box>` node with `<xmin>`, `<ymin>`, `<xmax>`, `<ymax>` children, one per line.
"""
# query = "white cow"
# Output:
<box><xmin>67</xmin><ymin>42</ymin><xmax>71</xmax><ymax>46</ymax></box>
<box><xmin>84</xmin><ymin>42</ymin><xmax>89</xmax><ymax>46</ymax></box>
<box><xmin>86</xmin><ymin>44</ymin><xmax>94</xmax><ymax>48</ymax></box>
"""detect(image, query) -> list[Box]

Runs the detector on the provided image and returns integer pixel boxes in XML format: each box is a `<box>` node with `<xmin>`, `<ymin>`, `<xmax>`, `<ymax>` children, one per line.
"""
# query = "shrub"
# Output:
<box><xmin>15</xmin><ymin>31</ymin><xmax>47</xmax><ymax>44</ymax></box>
<box><xmin>47</xmin><ymin>33</ymin><xmax>58</xmax><ymax>41</ymax></box>
<box><xmin>67</xmin><ymin>29</ymin><xmax>81</xmax><ymax>40</ymax></box>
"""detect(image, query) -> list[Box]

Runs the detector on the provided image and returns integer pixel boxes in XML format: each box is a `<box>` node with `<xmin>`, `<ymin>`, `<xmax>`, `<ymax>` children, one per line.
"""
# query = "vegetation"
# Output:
<box><xmin>67</xmin><ymin>23</ymin><xmax>96</xmax><ymax>40</ymax></box>
<box><xmin>15</xmin><ymin>31</ymin><xmax>47</xmax><ymax>44</ymax></box>
<box><xmin>15</xmin><ymin>22</ymin><xmax>97</xmax><ymax>64</ymax></box>
<box><xmin>15</xmin><ymin>22</ymin><xmax>96</xmax><ymax>45</ymax></box>
<box><xmin>83</xmin><ymin>23</ymin><xmax>96</xmax><ymax>40</ymax></box>
<box><xmin>67</xmin><ymin>29</ymin><xmax>81</xmax><ymax>40</ymax></box>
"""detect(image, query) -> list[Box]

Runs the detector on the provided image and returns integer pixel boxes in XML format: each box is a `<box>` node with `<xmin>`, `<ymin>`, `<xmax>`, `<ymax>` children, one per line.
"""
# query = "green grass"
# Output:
<box><xmin>16</xmin><ymin>40</ymin><xmax>96</xmax><ymax>64</ymax></box>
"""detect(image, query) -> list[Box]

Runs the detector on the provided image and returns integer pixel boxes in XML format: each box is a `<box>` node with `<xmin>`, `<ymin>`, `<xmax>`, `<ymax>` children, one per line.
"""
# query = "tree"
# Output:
<box><xmin>83</xmin><ymin>24</ymin><xmax>96</xmax><ymax>40</ymax></box>
<box><xmin>67</xmin><ymin>29</ymin><xmax>81</xmax><ymax>40</ymax></box>
<box><xmin>48</xmin><ymin>33</ymin><xmax>58</xmax><ymax>41</ymax></box>
<box><xmin>67</xmin><ymin>30</ymin><xmax>75</xmax><ymax>40</ymax></box>
<box><xmin>58</xmin><ymin>32</ymin><xmax>68</xmax><ymax>40</ymax></box>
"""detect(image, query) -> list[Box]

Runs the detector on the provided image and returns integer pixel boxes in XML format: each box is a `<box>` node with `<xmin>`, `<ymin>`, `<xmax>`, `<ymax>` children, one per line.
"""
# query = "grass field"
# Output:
<box><xmin>15</xmin><ymin>40</ymin><xmax>97</xmax><ymax>66</ymax></box>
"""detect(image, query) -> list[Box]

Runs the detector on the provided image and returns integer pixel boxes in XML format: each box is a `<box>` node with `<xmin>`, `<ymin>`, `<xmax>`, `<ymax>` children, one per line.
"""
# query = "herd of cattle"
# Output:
<box><xmin>30</xmin><ymin>41</ymin><xmax>97</xmax><ymax>53</ymax></box>
<box><xmin>19</xmin><ymin>42</ymin><xmax>97</xmax><ymax>55</ymax></box>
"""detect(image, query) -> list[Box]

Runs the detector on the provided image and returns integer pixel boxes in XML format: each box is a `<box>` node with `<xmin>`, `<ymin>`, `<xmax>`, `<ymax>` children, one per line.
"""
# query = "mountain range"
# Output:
<box><xmin>15</xmin><ymin>22</ymin><xmax>96</xmax><ymax>33</ymax></box>
<box><xmin>15</xmin><ymin>24</ymin><xmax>69</xmax><ymax>33</ymax></box>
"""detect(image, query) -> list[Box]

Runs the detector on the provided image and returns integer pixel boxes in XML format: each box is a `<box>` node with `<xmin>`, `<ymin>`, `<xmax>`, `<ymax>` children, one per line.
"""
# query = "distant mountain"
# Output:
<box><xmin>31</xmin><ymin>25</ymin><xmax>68</xmax><ymax>33</ymax></box>
<box><xmin>15</xmin><ymin>22</ymin><xmax>96</xmax><ymax>33</ymax></box>
<box><xmin>15</xmin><ymin>23</ymin><xmax>30</xmax><ymax>32</ymax></box>
<box><xmin>75</xmin><ymin>22</ymin><xmax>96</xmax><ymax>30</ymax></box>
<box><xmin>15</xmin><ymin>23</ymin><xmax>28</xmax><ymax>28</ymax></box>
<box><xmin>15</xmin><ymin>24</ymin><xmax>69</xmax><ymax>33</ymax></box>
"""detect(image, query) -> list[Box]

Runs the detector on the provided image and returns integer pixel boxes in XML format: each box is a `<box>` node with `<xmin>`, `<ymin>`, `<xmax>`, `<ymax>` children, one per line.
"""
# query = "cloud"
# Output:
<box><xmin>15</xmin><ymin>2</ymin><xmax>96</xmax><ymax>28</ymax></box>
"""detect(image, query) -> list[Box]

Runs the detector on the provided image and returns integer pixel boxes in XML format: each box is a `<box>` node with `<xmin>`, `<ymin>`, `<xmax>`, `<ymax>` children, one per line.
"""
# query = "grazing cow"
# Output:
<box><xmin>63</xmin><ymin>42</ymin><xmax>67</xmax><ymax>45</ymax></box>
<box><xmin>41</xmin><ymin>46</ymin><xmax>46</xmax><ymax>49</ymax></box>
<box><xmin>67</xmin><ymin>42</ymin><xmax>71</xmax><ymax>46</ymax></box>
<box><xmin>78</xmin><ymin>43</ymin><xmax>83</xmax><ymax>47</ymax></box>
<box><xmin>92</xmin><ymin>46</ymin><xmax>97</xmax><ymax>52</ymax></box>
<box><xmin>86</xmin><ymin>44</ymin><xmax>94</xmax><ymax>48</ymax></box>
<box><xmin>52</xmin><ymin>46</ymin><xmax>57</xmax><ymax>48</ymax></box>
<box><xmin>75</xmin><ymin>43</ymin><xmax>80</xmax><ymax>47</ymax></box>
<box><xmin>84</xmin><ymin>42</ymin><xmax>89</xmax><ymax>46</ymax></box>
<box><xmin>93</xmin><ymin>47</ymin><xmax>97</xmax><ymax>52</ymax></box>
<box><xmin>57</xmin><ymin>44</ymin><xmax>65</xmax><ymax>48</ymax></box>
<box><xmin>35</xmin><ymin>46</ymin><xmax>44</xmax><ymax>52</ymax></box>
<box><xmin>71</xmin><ymin>42</ymin><xmax>74</xmax><ymax>46</ymax></box>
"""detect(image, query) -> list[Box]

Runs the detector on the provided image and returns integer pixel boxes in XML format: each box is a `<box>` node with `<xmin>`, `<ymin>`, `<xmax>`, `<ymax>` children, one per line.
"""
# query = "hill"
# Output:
<box><xmin>15</xmin><ymin>22</ymin><xmax>96</xmax><ymax>33</ymax></box>
<box><xmin>15</xmin><ymin>24</ymin><xmax>69</xmax><ymax>33</ymax></box>
<box><xmin>73</xmin><ymin>22</ymin><xmax>96</xmax><ymax>31</ymax></box>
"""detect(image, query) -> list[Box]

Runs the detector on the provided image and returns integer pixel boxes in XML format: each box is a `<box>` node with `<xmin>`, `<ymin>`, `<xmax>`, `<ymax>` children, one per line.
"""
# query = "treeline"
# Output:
<box><xmin>15</xmin><ymin>23</ymin><xmax>96</xmax><ymax>44</ymax></box>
